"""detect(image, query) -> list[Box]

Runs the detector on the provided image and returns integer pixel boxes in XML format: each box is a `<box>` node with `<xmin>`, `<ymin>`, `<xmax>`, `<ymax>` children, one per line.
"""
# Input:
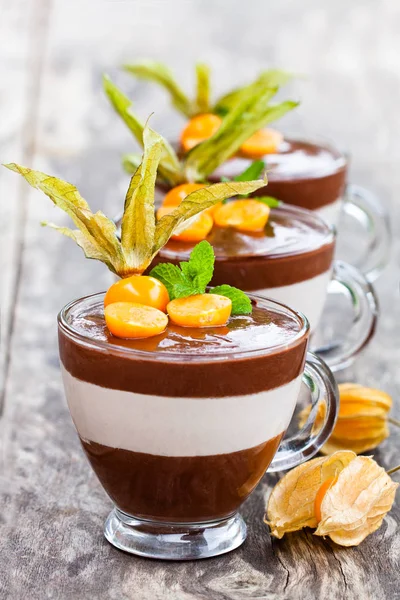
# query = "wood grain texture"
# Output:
<box><xmin>1</xmin><ymin>1</ymin><xmax>400</xmax><ymax>598</ymax></box>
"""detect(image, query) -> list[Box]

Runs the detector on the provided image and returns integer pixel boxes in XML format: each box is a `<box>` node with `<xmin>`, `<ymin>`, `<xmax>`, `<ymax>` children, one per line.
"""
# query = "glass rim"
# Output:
<box><xmin>58</xmin><ymin>291</ymin><xmax>310</xmax><ymax>363</ymax></box>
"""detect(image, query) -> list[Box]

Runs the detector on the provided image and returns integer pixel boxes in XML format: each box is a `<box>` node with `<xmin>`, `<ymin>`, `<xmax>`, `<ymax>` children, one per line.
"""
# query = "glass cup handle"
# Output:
<box><xmin>314</xmin><ymin>260</ymin><xmax>378</xmax><ymax>372</ymax></box>
<box><xmin>343</xmin><ymin>184</ymin><xmax>391</xmax><ymax>282</ymax></box>
<box><xmin>268</xmin><ymin>352</ymin><xmax>339</xmax><ymax>473</ymax></box>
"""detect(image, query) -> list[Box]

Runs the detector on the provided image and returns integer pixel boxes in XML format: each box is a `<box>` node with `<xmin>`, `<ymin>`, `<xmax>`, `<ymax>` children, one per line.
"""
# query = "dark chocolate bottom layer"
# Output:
<box><xmin>81</xmin><ymin>434</ymin><xmax>283</xmax><ymax>522</ymax></box>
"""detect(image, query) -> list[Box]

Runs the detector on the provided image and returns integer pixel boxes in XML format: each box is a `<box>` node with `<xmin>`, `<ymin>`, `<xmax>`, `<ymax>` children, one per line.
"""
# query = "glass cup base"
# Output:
<box><xmin>104</xmin><ymin>508</ymin><xmax>247</xmax><ymax>560</ymax></box>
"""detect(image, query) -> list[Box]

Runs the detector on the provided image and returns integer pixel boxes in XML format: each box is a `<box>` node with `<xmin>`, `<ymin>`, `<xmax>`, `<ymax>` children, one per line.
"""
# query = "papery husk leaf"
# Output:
<box><xmin>315</xmin><ymin>456</ymin><xmax>398</xmax><ymax>546</ymax></box>
<box><xmin>103</xmin><ymin>74</ymin><xmax>145</xmax><ymax>145</ymax></box>
<box><xmin>339</xmin><ymin>384</ymin><xmax>392</xmax><ymax>413</ymax></box>
<box><xmin>122</xmin><ymin>153</ymin><xmax>142</xmax><ymax>174</ymax></box>
<box><xmin>153</xmin><ymin>179</ymin><xmax>265</xmax><ymax>254</ymax></box>
<box><xmin>120</xmin><ymin>126</ymin><xmax>162</xmax><ymax>273</ymax></box>
<box><xmin>214</xmin><ymin>69</ymin><xmax>293</xmax><ymax>115</ymax></box>
<box><xmin>195</xmin><ymin>63</ymin><xmax>211</xmax><ymax>114</ymax></box>
<box><xmin>185</xmin><ymin>81</ymin><xmax>298</xmax><ymax>180</ymax></box>
<box><xmin>104</xmin><ymin>76</ymin><xmax>184</xmax><ymax>186</ymax></box>
<box><xmin>299</xmin><ymin>383</ymin><xmax>393</xmax><ymax>455</ymax></box>
<box><xmin>123</xmin><ymin>60</ymin><xmax>193</xmax><ymax>117</ymax></box>
<box><xmin>321</xmin><ymin>433</ymin><xmax>390</xmax><ymax>456</ymax></box>
<box><xmin>265</xmin><ymin>451</ymin><xmax>356</xmax><ymax>539</ymax></box>
<box><xmin>3</xmin><ymin>164</ymin><xmax>125</xmax><ymax>274</ymax></box>
<box><xmin>43</xmin><ymin>223</ymin><xmax>119</xmax><ymax>274</ymax></box>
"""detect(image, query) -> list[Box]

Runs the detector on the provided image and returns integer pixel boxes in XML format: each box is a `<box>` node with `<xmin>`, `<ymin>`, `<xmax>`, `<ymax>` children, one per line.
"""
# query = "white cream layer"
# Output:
<box><xmin>315</xmin><ymin>197</ymin><xmax>343</xmax><ymax>226</ymax></box>
<box><xmin>62</xmin><ymin>367</ymin><xmax>302</xmax><ymax>457</ymax></box>
<box><xmin>258</xmin><ymin>269</ymin><xmax>332</xmax><ymax>332</ymax></box>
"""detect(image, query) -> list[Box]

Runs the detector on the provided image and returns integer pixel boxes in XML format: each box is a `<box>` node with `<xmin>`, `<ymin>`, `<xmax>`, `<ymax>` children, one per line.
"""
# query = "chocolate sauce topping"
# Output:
<box><xmin>59</xmin><ymin>294</ymin><xmax>308</xmax><ymax>397</ymax></box>
<box><xmin>210</xmin><ymin>139</ymin><xmax>347</xmax><ymax>210</ymax></box>
<box><xmin>151</xmin><ymin>205</ymin><xmax>335</xmax><ymax>289</ymax></box>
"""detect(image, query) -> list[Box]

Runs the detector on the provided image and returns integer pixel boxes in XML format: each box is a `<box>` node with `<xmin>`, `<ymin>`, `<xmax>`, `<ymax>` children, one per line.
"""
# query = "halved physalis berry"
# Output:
<box><xmin>157</xmin><ymin>206</ymin><xmax>213</xmax><ymax>242</ymax></box>
<box><xmin>163</xmin><ymin>183</ymin><xmax>206</xmax><ymax>207</ymax></box>
<box><xmin>314</xmin><ymin>475</ymin><xmax>339</xmax><ymax>522</ymax></box>
<box><xmin>104</xmin><ymin>275</ymin><xmax>169</xmax><ymax>312</ymax></box>
<box><xmin>167</xmin><ymin>293</ymin><xmax>232</xmax><ymax>327</ymax></box>
<box><xmin>105</xmin><ymin>302</ymin><xmax>168</xmax><ymax>339</ymax></box>
<box><xmin>214</xmin><ymin>199</ymin><xmax>270</xmax><ymax>232</ymax></box>
<box><xmin>240</xmin><ymin>128</ymin><xmax>283</xmax><ymax>158</ymax></box>
<box><xmin>180</xmin><ymin>113</ymin><xmax>222</xmax><ymax>152</ymax></box>
<box><xmin>162</xmin><ymin>183</ymin><xmax>221</xmax><ymax>219</ymax></box>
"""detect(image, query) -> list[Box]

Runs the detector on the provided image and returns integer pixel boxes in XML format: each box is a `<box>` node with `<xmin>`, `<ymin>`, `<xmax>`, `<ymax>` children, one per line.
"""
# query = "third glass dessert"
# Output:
<box><xmin>112</xmin><ymin>66</ymin><xmax>390</xmax><ymax>280</ymax></box>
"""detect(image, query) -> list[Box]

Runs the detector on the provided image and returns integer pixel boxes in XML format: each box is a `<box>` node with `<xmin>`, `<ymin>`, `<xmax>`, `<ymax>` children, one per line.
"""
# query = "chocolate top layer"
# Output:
<box><xmin>152</xmin><ymin>205</ymin><xmax>335</xmax><ymax>289</ymax></box>
<box><xmin>210</xmin><ymin>139</ymin><xmax>347</xmax><ymax>210</ymax></box>
<box><xmin>59</xmin><ymin>294</ymin><xmax>308</xmax><ymax>397</ymax></box>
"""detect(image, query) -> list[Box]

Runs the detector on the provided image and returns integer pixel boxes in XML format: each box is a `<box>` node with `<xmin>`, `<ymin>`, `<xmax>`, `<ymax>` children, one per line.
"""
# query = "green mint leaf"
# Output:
<box><xmin>234</xmin><ymin>160</ymin><xmax>265</xmax><ymax>182</ymax></box>
<box><xmin>150</xmin><ymin>241</ymin><xmax>215</xmax><ymax>300</ymax></box>
<box><xmin>173</xmin><ymin>280</ymin><xmax>201</xmax><ymax>299</ymax></box>
<box><xmin>256</xmin><ymin>196</ymin><xmax>281</xmax><ymax>208</ymax></box>
<box><xmin>210</xmin><ymin>284</ymin><xmax>252</xmax><ymax>315</ymax></box>
<box><xmin>149</xmin><ymin>263</ymin><xmax>186</xmax><ymax>300</ymax></box>
<box><xmin>185</xmin><ymin>240</ymin><xmax>215</xmax><ymax>293</ymax></box>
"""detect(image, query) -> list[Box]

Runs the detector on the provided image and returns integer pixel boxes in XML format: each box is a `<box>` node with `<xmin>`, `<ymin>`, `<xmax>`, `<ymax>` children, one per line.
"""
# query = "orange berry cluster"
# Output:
<box><xmin>180</xmin><ymin>113</ymin><xmax>283</xmax><ymax>157</ymax></box>
<box><xmin>158</xmin><ymin>184</ymin><xmax>271</xmax><ymax>243</ymax></box>
<box><xmin>104</xmin><ymin>275</ymin><xmax>232</xmax><ymax>339</ymax></box>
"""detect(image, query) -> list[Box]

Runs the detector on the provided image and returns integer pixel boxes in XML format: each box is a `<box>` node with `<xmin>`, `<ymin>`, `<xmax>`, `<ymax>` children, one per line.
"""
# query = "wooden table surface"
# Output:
<box><xmin>1</xmin><ymin>1</ymin><xmax>399</xmax><ymax>598</ymax></box>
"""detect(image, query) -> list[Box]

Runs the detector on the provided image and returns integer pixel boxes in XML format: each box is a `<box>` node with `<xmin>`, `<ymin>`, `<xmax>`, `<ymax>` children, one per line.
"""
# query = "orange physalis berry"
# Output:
<box><xmin>314</xmin><ymin>475</ymin><xmax>339</xmax><ymax>523</ymax></box>
<box><xmin>157</xmin><ymin>205</ymin><xmax>213</xmax><ymax>242</ymax></box>
<box><xmin>104</xmin><ymin>275</ymin><xmax>170</xmax><ymax>312</ymax></box>
<box><xmin>213</xmin><ymin>199</ymin><xmax>270</xmax><ymax>232</ymax></box>
<box><xmin>167</xmin><ymin>294</ymin><xmax>232</xmax><ymax>328</ymax></box>
<box><xmin>180</xmin><ymin>113</ymin><xmax>222</xmax><ymax>152</ymax></box>
<box><xmin>240</xmin><ymin>128</ymin><xmax>283</xmax><ymax>158</ymax></box>
<box><xmin>163</xmin><ymin>183</ymin><xmax>206</xmax><ymax>207</ymax></box>
<box><xmin>105</xmin><ymin>302</ymin><xmax>168</xmax><ymax>339</ymax></box>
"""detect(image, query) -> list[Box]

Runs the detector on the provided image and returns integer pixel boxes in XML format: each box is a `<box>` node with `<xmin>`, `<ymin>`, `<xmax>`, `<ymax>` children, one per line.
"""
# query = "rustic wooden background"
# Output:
<box><xmin>1</xmin><ymin>1</ymin><xmax>399</xmax><ymax>598</ymax></box>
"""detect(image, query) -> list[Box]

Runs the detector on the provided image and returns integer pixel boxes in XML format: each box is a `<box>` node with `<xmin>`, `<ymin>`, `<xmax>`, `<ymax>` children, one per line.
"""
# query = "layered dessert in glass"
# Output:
<box><xmin>58</xmin><ymin>291</ymin><xmax>338</xmax><ymax>559</ymax></box>
<box><xmin>106</xmin><ymin>72</ymin><xmax>389</xmax><ymax>280</ymax></box>
<box><xmin>153</xmin><ymin>204</ymin><xmax>335</xmax><ymax>332</ymax></box>
<box><xmin>150</xmin><ymin>202</ymin><xmax>378</xmax><ymax>370</ymax></box>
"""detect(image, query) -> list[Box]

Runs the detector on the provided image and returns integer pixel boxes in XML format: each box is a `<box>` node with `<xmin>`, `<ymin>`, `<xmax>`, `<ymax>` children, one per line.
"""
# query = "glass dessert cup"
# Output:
<box><xmin>152</xmin><ymin>204</ymin><xmax>379</xmax><ymax>373</ymax></box>
<box><xmin>168</xmin><ymin>137</ymin><xmax>390</xmax><ymax>282</ymax></box>
<box><xmin>58</xmin><ymin>293</ymin><xmax>339</xmax><ymax>560</ymax></box>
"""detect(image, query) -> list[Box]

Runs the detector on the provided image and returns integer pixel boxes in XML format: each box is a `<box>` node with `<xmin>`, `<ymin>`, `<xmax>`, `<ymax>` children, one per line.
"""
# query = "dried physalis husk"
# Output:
<box><xmin>298</xmin><ymin>383</ymin><xmax>394</xmax><ymax>454</ymax></box>
<box><xmin>265</xmin><ymin>451</ymin><xmax>356</xmax><ymax>538</ymax></box>
<box><xmin>265</xmin><ymin>452</ymin><xmax>398</xmax><ymax>546</ymax></box>
<box><xmin>315</xmin><ymin>455</ymin><xmax>398</xmax><ymax>546</ymax></box>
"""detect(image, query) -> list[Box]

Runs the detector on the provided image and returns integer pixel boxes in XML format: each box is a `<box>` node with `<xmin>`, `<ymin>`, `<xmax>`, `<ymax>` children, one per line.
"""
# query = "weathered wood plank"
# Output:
<box><xmin>0</xmin><ymin>0</ymin><xmax>46</xmax><ymax>412</ymax></box>
<box><xmin>1</xmin><ymin>1</ymin><xmax>400</xmax><ymax>599</ymax></box>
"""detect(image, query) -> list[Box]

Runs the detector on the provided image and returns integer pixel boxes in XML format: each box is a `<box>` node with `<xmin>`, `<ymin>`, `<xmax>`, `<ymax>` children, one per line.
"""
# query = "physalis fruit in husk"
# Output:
<box><xmin>265</xmin><ymin>451</ymin><xmax>398</xmax><ymax>546</ymax></box>
<box><xmin>104</xmin><ymin>74</ymin><xmax>297</xmax><ymax>184</ymax></box>
<box><xmin>4</xmin><ymin>123</ymin><xmax>265</xmax><ymax>279</ymax></box>
<box><xmin>298</xmin><ymin>383</ymin><xmax>395</xmax><ymax>454</ymax></box>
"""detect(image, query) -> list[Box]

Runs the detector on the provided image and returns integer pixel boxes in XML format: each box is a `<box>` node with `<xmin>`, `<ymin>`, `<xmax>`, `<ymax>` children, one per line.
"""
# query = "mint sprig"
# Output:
<box><xmin>210</xmin><ymin>285</ymin><xmax>252</xmax><ymax>315</ymax></box>
<box><xmin>221</xmin><ymin>161</ymin><xmax>281</xmax><ymax>208</ymax></box>
<box><xmin>150</xmin><ymin>241</ymin><xmax>252</xmax><ymax>315</ymax></box>
<box><xmin>150</xmin><ymin>241</ymin><xmax>214</xmax><ymax>299</ymax></box>
<box><xmin>254</xmin><ymin>196</ymin><xmax>281</xmax><ymax>208</ymax></box>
